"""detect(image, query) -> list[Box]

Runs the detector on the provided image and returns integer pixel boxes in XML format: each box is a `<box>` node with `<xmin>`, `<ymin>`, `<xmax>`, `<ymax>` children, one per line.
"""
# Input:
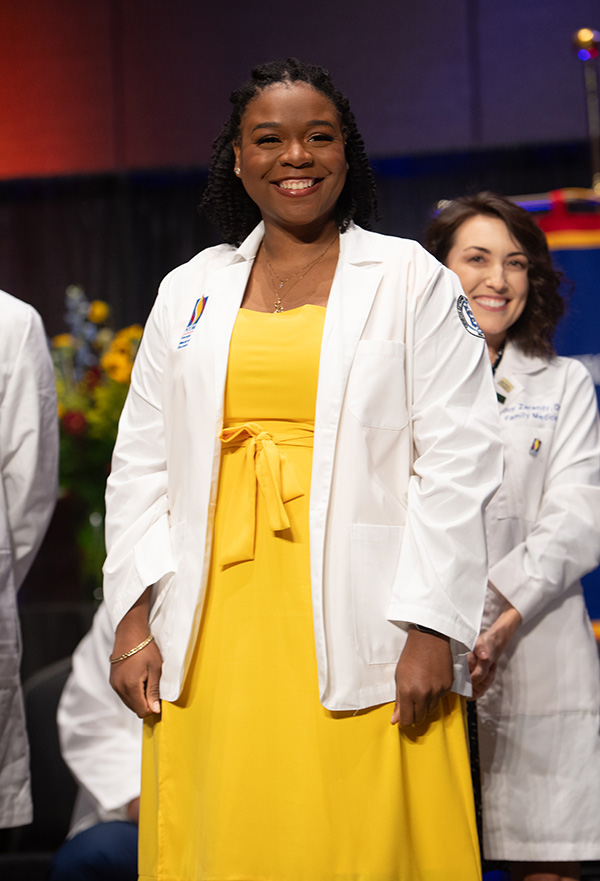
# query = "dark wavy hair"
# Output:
<box><xmin>201</xmin><ymin>58</ymin><xmax>379</xmax><ymax>246</ymax></box>
<box><xmin>424</xmin><ymin>192</ymin><xmax>566</xmax><ymax>359</ymax></box>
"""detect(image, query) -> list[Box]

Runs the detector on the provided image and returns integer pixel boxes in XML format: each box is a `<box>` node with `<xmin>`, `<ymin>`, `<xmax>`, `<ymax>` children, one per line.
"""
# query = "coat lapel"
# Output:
<box><xmin>311</xmin><ymin>226</ymin><xmax>384</xmax><ymax>528</ymax></box>
<box><xmin>208</xmin><ymin>225</ymin><xmax>264</xmax><ymax>419</ymax></box>
<box><xmin>315</xmin><ymin>224</ymin><xmax>384</xmax><ymax>434</ymax></box>
<box><xmin>210</xmin><ymin>262</ymin><xmax>253</xmax><ymax>418</ymax></box>
<box><xmin>191</xmin><ymin>222</ymin><xmax>384</xmax><ymax>517</ymax></box>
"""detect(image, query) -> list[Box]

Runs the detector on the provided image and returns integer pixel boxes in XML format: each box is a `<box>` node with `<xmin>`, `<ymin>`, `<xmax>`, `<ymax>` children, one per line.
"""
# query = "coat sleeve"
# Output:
<box><xmin>0</xmin><ymin>302</ymin><xmax>58</xmax><ymax>589</ymax></box>
<box><xmin>387</xmin><ymin>262</ymin><xmax>504</xmax><ymax>651</ymax></box>
<box><xmin>57</xmin><ymin>603</ymin><xmax>142</xmax><ymax>814</ymax></box>
<box><xmin>489</xmin><ymin>359</ymin><xmax>600</xmax><ymax>623</ymax></box>
<box><xmin>103</xmin><ymin>277</ymin><xmax>174</xmax><ymax>629</ymax></box>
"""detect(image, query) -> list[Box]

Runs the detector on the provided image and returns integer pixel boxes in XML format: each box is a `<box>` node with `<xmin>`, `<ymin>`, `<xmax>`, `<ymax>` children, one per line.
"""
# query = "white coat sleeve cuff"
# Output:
<box><xmin>488</xmin><ymin>548</ymin><xmax>539</xmax><ymax>623</ymax></box>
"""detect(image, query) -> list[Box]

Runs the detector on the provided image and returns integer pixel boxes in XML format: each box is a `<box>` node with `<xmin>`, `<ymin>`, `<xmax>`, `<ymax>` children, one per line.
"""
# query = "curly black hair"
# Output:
<box><xmin>424</xmin><ymin>192</ymin><xmax>567</xmax><ymax>359</ymax></box>
<box><xmin>201</xmin><ymin>58</ymin><xmax>379</xmax><ymax>246</ymax></box>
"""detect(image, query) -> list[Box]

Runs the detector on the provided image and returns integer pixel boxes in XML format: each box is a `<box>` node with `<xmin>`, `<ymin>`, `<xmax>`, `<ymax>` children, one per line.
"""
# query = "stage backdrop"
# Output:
<box><xmin>7</xmin><ymin>159</ymin><xmax>599</xmax><ymax>621</ymax></box>
<box><xmin>534</xmin><ymin>192</ymin><xmax>600</xmax><ymax>619</ymax></box>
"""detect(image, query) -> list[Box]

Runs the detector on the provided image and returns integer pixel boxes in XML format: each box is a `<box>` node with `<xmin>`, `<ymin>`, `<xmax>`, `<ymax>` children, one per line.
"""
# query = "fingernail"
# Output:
<box><xmin>152</xmin><ymin>701</ymin><xmax>161</xmax><ymax>714</ymax></box>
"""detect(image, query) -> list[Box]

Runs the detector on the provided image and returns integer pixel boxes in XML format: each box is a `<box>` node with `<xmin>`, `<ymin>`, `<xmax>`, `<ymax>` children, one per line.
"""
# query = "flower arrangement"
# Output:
<box><xmin>51</xmin><ymin>285</ymin><xmax>143</xmax><ymax>594</ymax></box>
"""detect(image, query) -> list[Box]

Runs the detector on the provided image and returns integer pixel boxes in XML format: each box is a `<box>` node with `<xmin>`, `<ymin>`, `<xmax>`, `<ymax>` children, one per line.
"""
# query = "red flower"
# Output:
<box><xmin>62</xmin><ymin>410</ymin><xmax>88</xmax><ymax>437</ymax></box>
<box><xmin>84</xmin><ymin>366</ymin><xmax>102</xmax><ymax>389</ymax></box>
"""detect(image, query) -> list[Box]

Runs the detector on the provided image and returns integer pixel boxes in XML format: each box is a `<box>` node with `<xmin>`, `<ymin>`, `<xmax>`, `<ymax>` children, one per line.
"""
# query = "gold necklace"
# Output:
<box><xmin>263</xmin><ymin>235</ymin><xmax>338</xmax><ymax>312</ymax></box>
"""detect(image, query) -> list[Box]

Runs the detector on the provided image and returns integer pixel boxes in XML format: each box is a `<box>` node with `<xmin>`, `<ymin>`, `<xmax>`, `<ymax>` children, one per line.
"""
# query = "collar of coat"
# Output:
<box><xmin>232</xmin><ymin>221</ymin><xmax>385</xmax><ymax>268</ymax></box>
<box><xmin>501</xmin><ymin>341</ymin><xmax>553</xmax><ymax>375</ymax></box>
<box><xmin>494</xmin><ymin>340</ymin><xmax>554</xmax><ymax>404</ymax></box>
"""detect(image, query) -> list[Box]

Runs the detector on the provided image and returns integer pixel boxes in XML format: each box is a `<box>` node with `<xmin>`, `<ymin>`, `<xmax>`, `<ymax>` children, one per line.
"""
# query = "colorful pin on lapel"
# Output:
<box><xmin>496</xmin><ymin>377</ymin><xmax>513</xmax><ymax>404</ymax></box>
<box><xmin>178</xmin><ymin>296</ymin><xmax>208</xmax><ymax>350</ymax></box>
<box><xmin>529</xmin><ymin>438</ymin><xmax>542</xmax><ymax>456</ymax></box>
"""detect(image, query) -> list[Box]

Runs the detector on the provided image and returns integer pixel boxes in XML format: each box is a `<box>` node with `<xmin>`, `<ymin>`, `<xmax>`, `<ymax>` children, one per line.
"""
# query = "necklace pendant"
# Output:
<box><xmin>274</xmin><ymin>302</ymin><xmax>284</xmax><ymax>313</ymax></box>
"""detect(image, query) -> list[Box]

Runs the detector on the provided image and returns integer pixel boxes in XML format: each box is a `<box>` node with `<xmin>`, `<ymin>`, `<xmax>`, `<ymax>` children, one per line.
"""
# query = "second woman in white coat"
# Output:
<box><xmin>426</xmin><ymin>192</ymin><xmax>600</xmax><ymax>881</ymax></box>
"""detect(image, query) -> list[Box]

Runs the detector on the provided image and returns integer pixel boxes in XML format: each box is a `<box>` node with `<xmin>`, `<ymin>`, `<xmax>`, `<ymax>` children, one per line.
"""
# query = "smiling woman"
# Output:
<box><xmin>445</xmin><ymin>214</ymin><xmax>530</xmax><ymax>360</ymax></box>
<box><xmin>103</xmin><ymin>61</ymin><xmax>504</xmax><ymax>881</ymax></box>
<box><xmin>201</xmin><ymin>60</ymin><xmax>377</xmax><ymax>314</ymax></box>
<box><xmin>202</xmin><ymin>58</ymin><xmax>377</xmax><ymax>250</ymax></box>
<box><xmin>426</xmin><ymin>193</ymin><xmax>600</xmax><ymax>881</ymax></box>
<box><xmin>229</xmin><ymin>81</ymin><xmax>348</xmax><ymax>311</ymax></box>
<box><xmin>232</xmin><ymin>83</ymin><xmax>347</xmax><ymax>232</ymax></box>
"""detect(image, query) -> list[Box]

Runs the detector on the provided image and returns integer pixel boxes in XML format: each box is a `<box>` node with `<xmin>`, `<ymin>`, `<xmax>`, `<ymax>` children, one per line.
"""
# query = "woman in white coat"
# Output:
<box><xmin>0</xmin><ymin>289</ymin><xmax>58</xmax><ymax>829</ymax></box>
<box><xmin>426</xmin><ymin>192</ymin><xmax>600</xmax><ymax>881</ymax></box>
<box><xmin>51</xmin><ymin>602</ymin><xmax>141</xmax><ymax>880</ymax></box>
<box><xmin>104</xmin><ymin>60</ymin><xmax>503</xmax><ymax>881</ymax></box>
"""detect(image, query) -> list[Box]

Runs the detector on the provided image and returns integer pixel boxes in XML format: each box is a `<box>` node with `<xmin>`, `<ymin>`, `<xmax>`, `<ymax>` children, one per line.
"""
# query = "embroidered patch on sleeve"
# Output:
<box><xmin>178</xmin><ymin>296</ymin><xmax>208</xmax><ymax>349</ymax></box>
<box><xmin>456</xmin><ymin>294</ymin><xmax>485</xmax><ymax>339</ymax></box>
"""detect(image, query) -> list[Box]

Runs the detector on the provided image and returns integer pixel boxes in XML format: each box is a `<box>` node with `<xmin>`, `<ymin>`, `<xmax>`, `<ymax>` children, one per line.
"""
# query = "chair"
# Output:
<box><xmin>0</xmin><ymin>658</ymin><xmax>76</xmax><ymax>880</ymax></box>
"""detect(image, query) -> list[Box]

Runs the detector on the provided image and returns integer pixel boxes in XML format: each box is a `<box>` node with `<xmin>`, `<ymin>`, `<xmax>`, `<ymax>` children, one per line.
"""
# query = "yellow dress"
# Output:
<box><xmin>139</xmin><ymin>305</ymin><xmax>481</xmax><ymax>881</ymax></box>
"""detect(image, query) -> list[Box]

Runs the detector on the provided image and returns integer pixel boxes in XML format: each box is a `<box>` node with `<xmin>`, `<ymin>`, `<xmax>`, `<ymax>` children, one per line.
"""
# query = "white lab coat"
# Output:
<box><xmin>0</xmin><ymin>290</ymin><xmax>58</xmax><ymax>828</ymax></box>
<box><xmin>57</xmin><ymin>603</ymin><xmax>142</xmax><ymax>836</ymax></box>
<box><xmin>103</xmin><ymin>223</ymin><xmax>503</xmax><ymax>711</ymax></box>
<box><xmin>478</xmin><ymin>342</ymin><xmax>600</xmax><ymax>860</ymax></box>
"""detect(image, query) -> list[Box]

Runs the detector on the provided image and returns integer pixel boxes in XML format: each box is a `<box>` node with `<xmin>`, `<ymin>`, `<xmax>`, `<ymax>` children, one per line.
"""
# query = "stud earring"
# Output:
<box><xmin>234</xmin><ymin>167</ymin><xmax>241</xmax><ymax>176</ymax></box>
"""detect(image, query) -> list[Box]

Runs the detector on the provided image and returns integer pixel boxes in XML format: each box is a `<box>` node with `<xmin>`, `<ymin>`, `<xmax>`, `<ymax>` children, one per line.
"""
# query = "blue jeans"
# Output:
<box><xmin>48</xmin><ymin>820</ymin><xmax>138</xmax><ymax>881</ymax></box>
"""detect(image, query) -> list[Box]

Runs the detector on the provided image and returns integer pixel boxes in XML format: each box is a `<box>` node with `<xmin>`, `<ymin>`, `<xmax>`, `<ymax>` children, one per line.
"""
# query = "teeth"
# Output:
<box><xmin>278</xmin><ymin>179</ymin><xmax>315</xmax><ymax>190</ymax></box>
<box><xmin>477</xmin><ymin>297</ymin><xmax>507</xmax><ymax>310</ymax></box>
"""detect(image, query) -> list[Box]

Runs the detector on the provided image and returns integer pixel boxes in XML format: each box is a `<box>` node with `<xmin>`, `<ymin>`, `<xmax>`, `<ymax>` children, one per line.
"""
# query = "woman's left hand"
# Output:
<box><xmin>391</xmin><ymin>626</ymin><xmax>453</xmax><ymax>727</ymax></box>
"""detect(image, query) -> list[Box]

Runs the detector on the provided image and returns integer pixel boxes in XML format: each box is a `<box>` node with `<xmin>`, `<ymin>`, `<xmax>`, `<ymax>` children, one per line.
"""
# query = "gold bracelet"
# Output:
<box><xmin>110</xmin><ymin>634</ymin><xmax>154</xmax><ymax>664</ymax></box>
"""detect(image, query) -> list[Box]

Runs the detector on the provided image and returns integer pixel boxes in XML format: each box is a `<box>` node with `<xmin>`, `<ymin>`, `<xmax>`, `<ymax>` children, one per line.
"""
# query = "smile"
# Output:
<box><xmin>475</xmin><ymin>297</ymin><xmax>509</xmax><ymax>311</ymax></box>
<box><xmin>277</xmin><ymin>179</ymin><xmax>315</xmax><ymax>190</ymax></box>
<box><xmin>273</xmin><ymin>178</ymin><xmax>321</xmax><ymax>192</ymax></box>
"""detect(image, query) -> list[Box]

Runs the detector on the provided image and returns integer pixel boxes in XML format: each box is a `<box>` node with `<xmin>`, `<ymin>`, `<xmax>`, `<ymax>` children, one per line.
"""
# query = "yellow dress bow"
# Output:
<box><xmin>218</xmin><ymin>422</ymin><xmax>313</xmax><ymax>566</ymax></box>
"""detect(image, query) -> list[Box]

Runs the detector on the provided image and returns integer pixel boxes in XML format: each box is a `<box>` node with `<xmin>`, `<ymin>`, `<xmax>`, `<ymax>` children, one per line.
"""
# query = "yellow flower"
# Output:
<box><xmin>53</xmin><ymin>333</ymin><xmax>75</xmax><ymax>348</ymax></box>
<box><xmin>100</xmin><ymin>350</ymin><xmax>132</xmax><ymax>384</ymax></box>
<box><xmin>57</xmin><ymin>402</ymin><xmax>65</xmax><ymax>419</ymax></box>
<box><xmin>110</xmin><ymin>339</ymin><xmax>133</xmax><ymax>357</ymax></box>
<box><xmin>110</xmin><ymin>325</ymin><xmax>143</xmax><ymax>355</ymax></box>
<box><xmin>88</xmin><ymin>300</ymin><xmax>110</xmax><ymax>323</ymax></box>
<box><xmin>119</xmin><ymin>324</ymin><xmax>143</xmax><ymax>341</ymax></box>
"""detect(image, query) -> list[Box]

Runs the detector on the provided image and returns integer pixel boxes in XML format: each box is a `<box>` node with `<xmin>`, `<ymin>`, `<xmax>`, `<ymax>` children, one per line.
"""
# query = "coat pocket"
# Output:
<box><xmin>496</xmin><ymin>424</ymin><xmax>552</xmax><ymax>522</ymax></box>
<box><xmin>347</xmin><ymin>340</ymin><xmax>408</xmax><ymax>430</ymax></box>
<box><xmin>350</xmin><ymin>523</ymin><xmax>406</xmax><ymax>664</ymax></box>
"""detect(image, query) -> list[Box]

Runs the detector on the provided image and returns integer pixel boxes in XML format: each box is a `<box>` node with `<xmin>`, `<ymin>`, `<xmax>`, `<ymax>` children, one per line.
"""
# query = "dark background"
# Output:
<box><xmin>1</xmin><ymin>0</ymin><xmax>599</xmax><ymax>332</ymax></box>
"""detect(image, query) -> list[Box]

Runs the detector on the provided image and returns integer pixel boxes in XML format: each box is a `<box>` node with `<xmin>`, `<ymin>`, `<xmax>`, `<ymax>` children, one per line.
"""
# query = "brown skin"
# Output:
<box><xmin>232</xmin><ymin>82</ymin><xmax>348</xmax><ymax>246</ymax></box>
<box><xmin>109</xmin><ymin>587</ymin><xmax>162</xmax><ymax>718</ymax></box>
<box><xmin>233</xmin><ymin>81</ymin><xmax>346</xmax><ymax>313</ymax></box>
<box><xmin>110</xmin><ymin>81</ymin><xmax>454</xmax><ymax>729</ymax></box>
<box><xmin>391</xmin><ymin>626</ymin><xmax>453</xmax><ymax>727</ymax></box>
<box><xmin>126</xmin><ymin>797</ymin><xmax>140</xmax><ymax>824</ymax></box>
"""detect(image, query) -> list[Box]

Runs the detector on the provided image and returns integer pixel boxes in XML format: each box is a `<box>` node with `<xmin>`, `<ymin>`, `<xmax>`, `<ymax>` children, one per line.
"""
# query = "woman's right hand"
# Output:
<box><xmin>391</xmin><ymin>625</ymin><xmax>453</xmax><ymax>727</ymax></box>
<box><xmin>109</xmin><ymin>587</ymin><xmax>163</xmax><ymax>718</ymax></box>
